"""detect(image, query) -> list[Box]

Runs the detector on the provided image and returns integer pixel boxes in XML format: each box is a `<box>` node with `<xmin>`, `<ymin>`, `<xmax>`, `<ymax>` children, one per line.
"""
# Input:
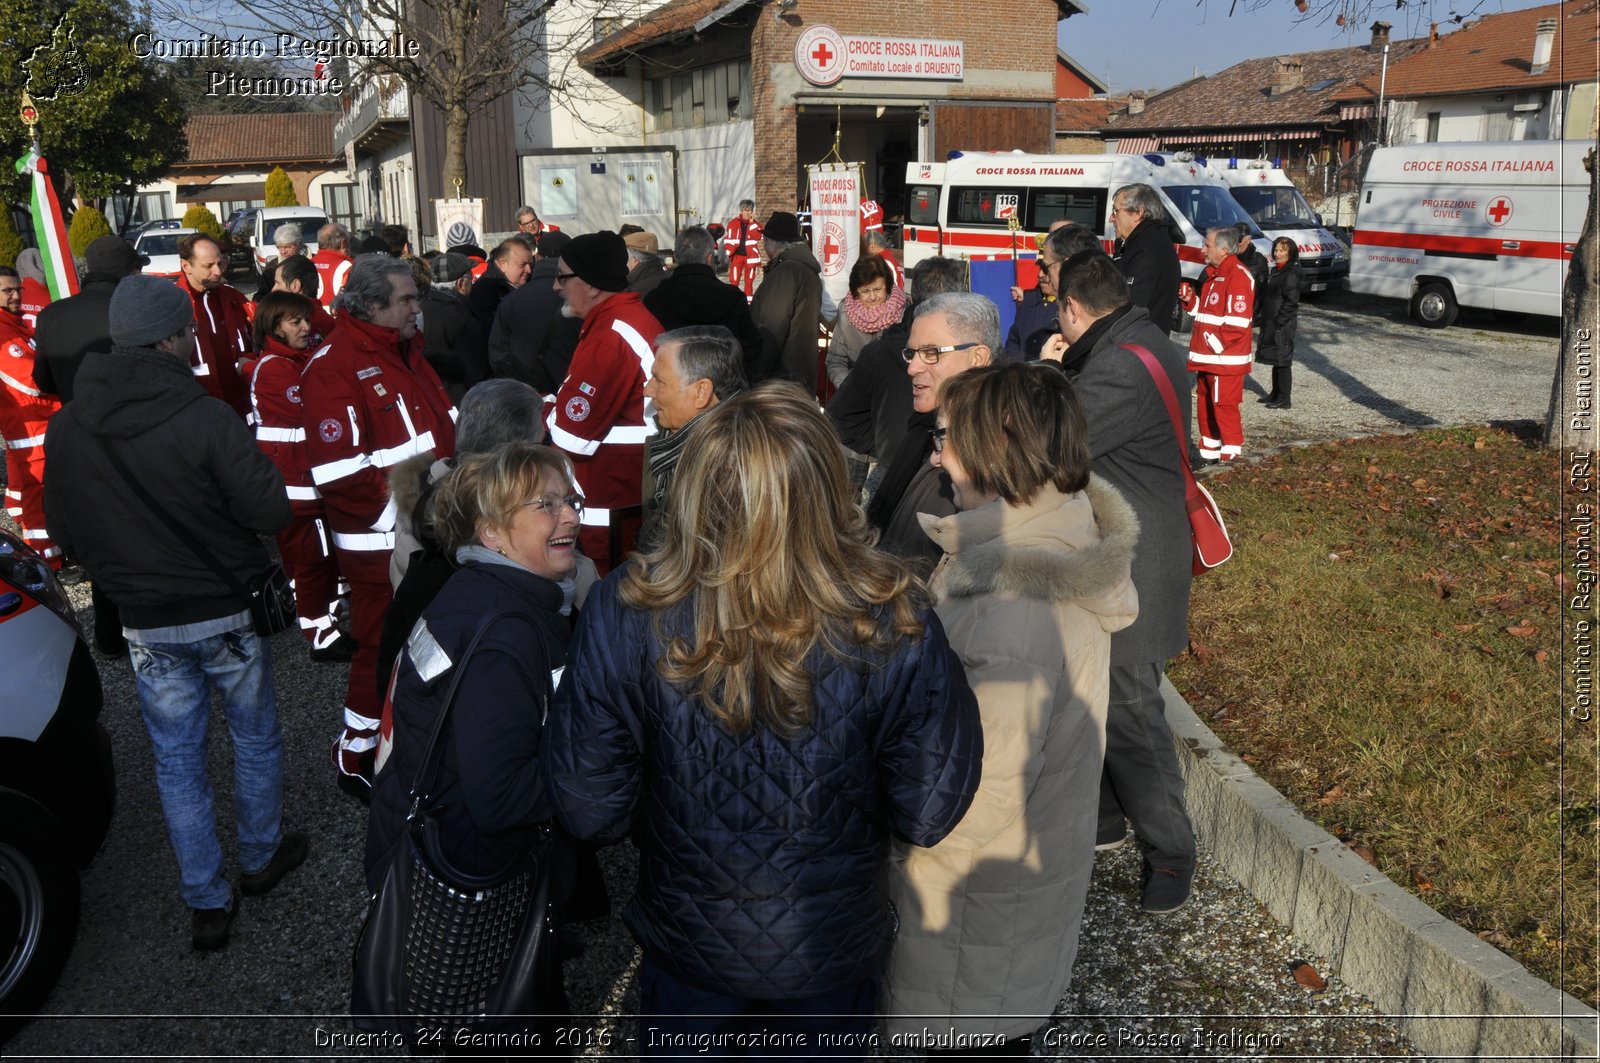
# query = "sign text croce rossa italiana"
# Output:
<box><xmin>794</xmin><ymin>25</ymin><xmax>963</xmax><ymax>86</ymax></box>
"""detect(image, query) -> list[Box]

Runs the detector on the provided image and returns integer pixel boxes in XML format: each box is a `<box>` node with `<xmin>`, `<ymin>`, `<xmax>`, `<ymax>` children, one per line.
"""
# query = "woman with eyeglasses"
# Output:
<box><xmin>364</xmin><ymin>440</ymin><xmax>583</xmax><ymax>1043</ymax></box>
<box><xmin>883</xmin><ymin>361</ymin><xmax>1138</xmax><ymax>1056</ymax></box>
<box><xmin>544</xmin><ymin>383</ymin><xmax>982</xmax><ymax>1058</ymax></box>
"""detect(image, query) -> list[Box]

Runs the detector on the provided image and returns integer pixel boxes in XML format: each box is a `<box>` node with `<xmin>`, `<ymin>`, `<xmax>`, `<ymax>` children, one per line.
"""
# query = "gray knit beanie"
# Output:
<box><xmin>110</xmin><ymin>274</ymin><xmax>194</xmax><ymax>348</ymax></box>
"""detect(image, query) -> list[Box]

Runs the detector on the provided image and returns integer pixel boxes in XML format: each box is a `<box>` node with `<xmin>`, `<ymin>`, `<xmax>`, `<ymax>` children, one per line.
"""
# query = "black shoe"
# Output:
<box><xmin>1257</xmin><ymin>393</ymin><xmax>1277</xmax><ymax>404</ymax></box>
<box><xmin>1140</xmin><ymin>862</ymin><xmax>1194</xmax><ymax>914</ymax></box>
<box><xmin>1095</xmin><ymin>823</ymin><xmax>1127</xmax><ymax>852</ymax></box>
<box><xmin>192</xmin><ymin>892</ymin><xmax>238</xmax><ymax>951</ymax></box>
<box><xmin>1264</xmin><ymin>399</ymin><xmax>1292</xmax><ymax>410</ymax></box>
<box><xmin>309</xmin><ymin>632</ymin><xmax>357</xmax><ymax>663</ymax></box>
<box><xmin>57</xmin><ymin>564</ymin><xmax>88</xmax><ymax>585</ymax></box>
<box><xmin>240</xmin><ymin>832</ymin><xmax>309</xmax><ymax>896</ymax></box>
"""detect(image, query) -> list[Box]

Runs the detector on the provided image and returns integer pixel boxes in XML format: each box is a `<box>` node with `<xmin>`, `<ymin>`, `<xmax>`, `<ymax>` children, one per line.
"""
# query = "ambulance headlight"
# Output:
<box><xmin>1332</xmin><ymin>247</ymin><xmax>1348</xmax><ymax>263</ymax></box>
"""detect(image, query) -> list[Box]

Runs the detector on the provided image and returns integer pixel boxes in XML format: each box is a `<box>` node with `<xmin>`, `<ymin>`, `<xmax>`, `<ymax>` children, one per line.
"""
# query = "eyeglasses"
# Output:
<box><xmin>554</xmin><ymin>272</ymin><xmax>579</xmax><ymax>284</ymax></box>
<box><xmin>929</xmin><ymin>426</ymin><xmax>948</xmax><ymax>453</ymax></box>
<box><xmin>901</xmin><ymin>342</ymin><xmax>980</xmax><ymax>365</ymax></box>
<box><xmin>518</xmin><ymin>494</ymin><xmax>584</xmax><ymax>516</ymax></box>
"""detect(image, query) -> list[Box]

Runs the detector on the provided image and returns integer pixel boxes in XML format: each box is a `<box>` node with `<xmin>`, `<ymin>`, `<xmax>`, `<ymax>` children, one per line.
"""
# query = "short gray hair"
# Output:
<box><xmin>864</xmin><ymin>230</ymin><xmax>891</xmax><ymax>253</ymax></box>
<box><xmin>675</xmin><ymin>226</ymin><xmax>715</xmax><ymax>265</ymax></box>
<box><xmin>516</xmin><ymin>205</ymin><xmax>537</xmax><ymax>222</ymax></box>
<box><xmin>333</xmin><ymin>254</ymin><xmax>413</xmax><ymax>321</ymax></box>
<box><xmin>318</xmin><ymin>222</ymin><xmax>349</xmax><ymax>249</ymax></box>
<box><xmin>1207</xmin><ymin>226</ymin><xmax>1240</xmax><ymax>255</ymax></box>
<box><xmin>1043</xmin><ymin>224</ymin><xmax>1102</xmax><ymax>262</ymax></box>
<box><xmin>914</xmin><ymin>292</ymin><xmax>1001</xmax><ymax>352</ymax></box>
<box><xmin>908</xmin><ymin>256</ymin><xmax>968</xmax><ymax>303</ymax></box>
<box><xmin>1113</xmin><ymin>183</ymin><xmax>1166</xmax><ymax>224</ymax></box>
<box><xmin>456</xmin><ymin>379</ymin><xmax>546</xmax><ymax>455</ymax></box>
<box><xmin>657</xmin><ymin>326</ymin><xmax>747</xmax><ymax>402</ymax></box>
<box><xmin>273</xmin><ymin>223</ymin><xmax>304</xmax><ymax>248</ymax></box>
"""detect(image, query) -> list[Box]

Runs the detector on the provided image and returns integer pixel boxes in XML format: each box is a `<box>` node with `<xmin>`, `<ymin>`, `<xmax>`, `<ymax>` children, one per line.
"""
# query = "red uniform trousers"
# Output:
<box><xmin>0</xmin><ymin>322</ymin><xmax>61</xmax><ymax>565</ymax></box>
<box><xmin>728</xmin><ymin>255</ymin><xmax>758</xmax><ymax>298</ymax></box>
<box><xmin>334</xmin><ymin>549</ymin><xmax>392</xmax><ymax>748</ymax></box>
<box><xmin>1195</xmin><ymin>372</ymin><xmax>1245</xmax><ymax>461</ymax></box>
<box><xmin>278</xmin><ymin>512</ymin><xmax>343</xmax><ymax>649</ymax></box>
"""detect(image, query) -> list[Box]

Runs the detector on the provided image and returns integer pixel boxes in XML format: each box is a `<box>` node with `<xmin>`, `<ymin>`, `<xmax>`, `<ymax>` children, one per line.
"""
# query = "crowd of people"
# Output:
<box><xmin>0</xmin><ymin>182</ymin><xmax>1304</xmax><ymax>1056</ymax></box>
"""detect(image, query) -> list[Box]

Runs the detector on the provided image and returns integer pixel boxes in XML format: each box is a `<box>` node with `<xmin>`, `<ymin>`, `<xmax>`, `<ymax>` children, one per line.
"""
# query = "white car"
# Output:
<box><xmin>135</xmin><ymin>227</ymin><xmax>199</xmax><ymax>279</ymax></box>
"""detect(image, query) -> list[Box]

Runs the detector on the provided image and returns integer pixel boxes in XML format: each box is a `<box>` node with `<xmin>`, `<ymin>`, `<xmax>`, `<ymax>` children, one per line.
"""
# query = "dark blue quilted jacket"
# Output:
<box><xmin>542</xmin><ymin>568</ymin><xmax>983</xmax><ymax>999</ymax></box>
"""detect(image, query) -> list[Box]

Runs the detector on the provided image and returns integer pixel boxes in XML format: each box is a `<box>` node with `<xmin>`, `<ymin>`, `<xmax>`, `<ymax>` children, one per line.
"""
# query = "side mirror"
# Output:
<box><xmin>1315</xmin><ymin>213</ymin><xmax>1324</xmax><ymax>226</ymax></box>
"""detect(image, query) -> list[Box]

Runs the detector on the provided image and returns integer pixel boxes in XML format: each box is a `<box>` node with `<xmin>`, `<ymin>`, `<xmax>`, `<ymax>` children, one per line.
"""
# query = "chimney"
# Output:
<box><xmin>1370</xmin><ymin>21</ymin><xmax>1392</xmax><ymax>49</ymax></box>
<box><xmin>1429</xmin><ymin>22</ymin><xmax>1439</xmax><ymax>47</ymax></box>
<box><xmin>1128</xmin><ymin>90</ymin><xmax>1146</xmax><ymax>115</ymax></box>
<box><xmin>1270</xmin><ymin>56</ymin><xmax>1305</xmax><ymax>96</ymax></box>
<box><xmin>1531</xmin><ymin>17</ymin><xmax>1557</xmax><ymax>75</ymax></box>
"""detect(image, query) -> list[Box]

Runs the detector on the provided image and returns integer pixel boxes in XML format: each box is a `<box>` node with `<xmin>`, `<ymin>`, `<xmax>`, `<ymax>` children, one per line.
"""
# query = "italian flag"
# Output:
<box><xmin>14</xmin><ymin>148</ymin><xmax>80</xmax><ymax>301</ymax></box>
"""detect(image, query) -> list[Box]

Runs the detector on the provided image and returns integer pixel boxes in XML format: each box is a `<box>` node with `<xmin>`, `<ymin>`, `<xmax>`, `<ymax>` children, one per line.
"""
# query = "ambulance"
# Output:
<box><xmin>902</xmin><ymin>151</ymin><xmax>1260</xmax><ymax>293</ymax></box>
<box><xmin>1350</xmin><ymin>140</ymin><xmax>1586</xmax><ymax>328</ymax></box>
<box><xmin>1206</xmin><ymin>158</ymin><xmax>1349</xmax><ymax>292</ymax></box>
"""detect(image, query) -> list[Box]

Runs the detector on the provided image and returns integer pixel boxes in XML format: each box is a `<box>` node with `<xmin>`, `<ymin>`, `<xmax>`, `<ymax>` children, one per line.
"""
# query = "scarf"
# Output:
<box><xmin>646</xmin><ymin>405</ymin><xmax>718</xmax><ymax>510</ymax></box>
<box><xmin>842</xmin><ymin>285</ymin><xmax>909</xmax><ymax>337</ymax></box>
<box><xmin>1059</xmin><ymin>302</ymin><xmax>1132</xmax><ymax>378</ymax></box>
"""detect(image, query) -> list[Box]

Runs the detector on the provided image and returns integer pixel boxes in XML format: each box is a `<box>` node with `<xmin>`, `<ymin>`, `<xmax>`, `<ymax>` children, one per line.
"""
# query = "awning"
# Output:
<box><xmin>1159</xmin><ymin>129</ymin><xmax>1322</xmax><ymax>144</ymax></box>
<box><xmin>1340</xmin><ymin>104</ymin><xmax>1377</xmax><ymax>119</ymax></box>
<box><xmin>1112</xmin><ymin>136</ymin><xmax>1160</xmax><ymax>153</ymax></box>
<box><xmin>176</xmin><ymin>181</ymin><xmax>267</xmax><ymax>205</ymax></box>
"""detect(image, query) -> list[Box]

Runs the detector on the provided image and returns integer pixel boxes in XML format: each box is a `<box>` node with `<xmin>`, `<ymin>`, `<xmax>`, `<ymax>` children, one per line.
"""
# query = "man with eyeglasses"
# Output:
<box><xmin>0</xmin><ymin>265</ymin><xmax>61</xmax><ymax>566</ymax></box>
<box><xmin>1109</xmin><ymin>183</ymin><xmax>1181</xmax><ymax>332</ymax></box>
<box><xmin>516</xmin><ymin>205</ymin><xmax>560</xmax><ymax>239</ymax></box>
<box><xmin>863</xmin><ymin>291</ymin><xmax>997</xmax><ymax>569</ymax></box>
<box><xmin>545</xmin><ymin>230</ymin><xmax>662</xmax><ymax>575</ymax></box>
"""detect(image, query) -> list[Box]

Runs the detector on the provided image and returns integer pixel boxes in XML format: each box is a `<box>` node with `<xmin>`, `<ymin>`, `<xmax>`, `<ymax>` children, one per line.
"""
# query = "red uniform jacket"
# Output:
<box><xmin>20</xmin><ymin>278</ymin><xmax>49</xmax><ymax>330</ymax></box>
<box><xmin>300</xmin><ymin>314</ymin><xmax>457</xmax><ymax>574</ymax></box>
<box><xmin>311</xmin><ymin>249</ymin><xmax>353</xmax><ymax>310</ymax></box>
<box><xmin>248</xmin><ymin>335</ymin><xmax>324</xmax><ymax>519</ymax></box>
<box><xmin>545</xmin><ymin>292</ymin><xmax>660</xmax><ymax>562</ymax></box>
<box><xmin>723</xmin><ymin>216</ymin><xmax>763</xmax><ymax>260</ymax></box>
<box><xmin>0</xmin><ymin>311</ymin><xmax>61</xmax><ymax>562</ymax></box>
<box><xmin>1181</xmin><ymin>254</ymin><xmax>1255</xmax><ymax>375</ymax></box>
<box><xmin>176</xmin><ymin>273</ymin><xmax>254</xmax><ymax>417</ymax></box>
<box><xmin>860</xmin><ymin>199</ymin><xmax>884</xmax><ymax>239</ymax></box>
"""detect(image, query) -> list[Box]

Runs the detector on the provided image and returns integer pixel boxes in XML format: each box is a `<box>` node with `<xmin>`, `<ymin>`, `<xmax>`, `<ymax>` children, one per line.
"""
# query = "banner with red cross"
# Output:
<box><xmin>806</xmin><ymin>162</ymin><xmax>861</xmax><ymax>320</ymax></box>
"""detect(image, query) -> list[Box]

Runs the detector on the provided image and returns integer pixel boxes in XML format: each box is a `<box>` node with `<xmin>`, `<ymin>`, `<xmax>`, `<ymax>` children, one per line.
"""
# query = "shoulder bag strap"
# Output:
<box><xmin>84</xmin><ymin>418</ymin><xmax>255</xmax><ymax>605</ymax></box>
<box><xmin>1120</xmin><ymin>343</ymin><xmax>1204</xmax><ymax>504</ymax></box>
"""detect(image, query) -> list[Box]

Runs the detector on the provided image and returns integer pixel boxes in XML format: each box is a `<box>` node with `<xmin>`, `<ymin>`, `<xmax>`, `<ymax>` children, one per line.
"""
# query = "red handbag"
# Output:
<box><xmin>1123</xmin><ymin>344</ymin><xmax>1235</xmax><ymax>575</ymax></box>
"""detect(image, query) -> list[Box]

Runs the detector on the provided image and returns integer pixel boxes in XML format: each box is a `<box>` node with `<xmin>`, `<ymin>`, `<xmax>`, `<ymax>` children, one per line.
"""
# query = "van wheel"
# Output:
<box><xmin>0</xmin><ymin>792</ymin><xmax>80</xmax><ymax>1043</ymax></box>
<box><xmin>1411</xmin><ymin>283</ymin><xmax>1458</xmax><ymax>329</ymax></box>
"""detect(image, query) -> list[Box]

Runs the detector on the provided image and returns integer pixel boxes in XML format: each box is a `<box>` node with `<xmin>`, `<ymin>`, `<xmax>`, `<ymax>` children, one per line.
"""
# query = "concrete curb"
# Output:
<box><xmin>1162</xmin><ymin>678</ymin><xmax>1600</xmax><ymax>1061</ymax></box>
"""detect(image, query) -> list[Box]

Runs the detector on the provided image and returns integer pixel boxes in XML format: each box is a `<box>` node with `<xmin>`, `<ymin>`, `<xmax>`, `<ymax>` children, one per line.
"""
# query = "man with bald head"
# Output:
<box><xmin>176</xmin><ymin>232</ymin><xmax>254</xmax><ymax>418</ymax></box>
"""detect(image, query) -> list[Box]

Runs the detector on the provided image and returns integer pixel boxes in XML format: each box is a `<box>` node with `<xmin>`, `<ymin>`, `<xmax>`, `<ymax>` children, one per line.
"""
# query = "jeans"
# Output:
<box><xmin>127</xmin><ymin>619</ymin><xmax>283</xmax><ymax>910</ymax></box>
<box><xmin>1098</xmin><ymin>660</ymin><xmax>1196</xmax><ymax>871</ymax></box>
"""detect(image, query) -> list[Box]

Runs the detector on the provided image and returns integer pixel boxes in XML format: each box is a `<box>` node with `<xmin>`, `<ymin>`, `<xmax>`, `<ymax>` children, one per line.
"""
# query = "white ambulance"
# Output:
<box><xmin>1206</xmin><ymin>158</ymin><xmax>1350</xmax><ymax>292</ymax></box>
<box><xmin>1350</xmin><ymin>140</ymin><xmax>1586</xmax><ymax>327</ymax></box>
<box><xmin>902</xmin><ymin>151</ymin><xmax>1259</xmax><ymax>290</ymax></box>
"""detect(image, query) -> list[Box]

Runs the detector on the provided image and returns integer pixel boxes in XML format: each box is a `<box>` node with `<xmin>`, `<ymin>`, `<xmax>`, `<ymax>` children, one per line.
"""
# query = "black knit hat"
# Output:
<box><xmin>537</xmin><ymin>231</ymin><xmax>572</xmax><ymax>260</ymax></box>
<box><xmin>560</xmin><ymin>231</ymin><xmax>628</xmax><ymax>292</ymax></box>
<box><xmin>764</xmin><ymin>211</ymin><xmax>802</xmax><ymax>243</ymax></box>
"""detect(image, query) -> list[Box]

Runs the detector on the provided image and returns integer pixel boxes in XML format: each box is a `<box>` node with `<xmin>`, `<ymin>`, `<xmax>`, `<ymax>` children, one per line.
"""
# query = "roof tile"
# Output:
<box><xmin>180</xmin><ymin>112</ymin><xmax>340</xmax><ymax>167</ymax></box>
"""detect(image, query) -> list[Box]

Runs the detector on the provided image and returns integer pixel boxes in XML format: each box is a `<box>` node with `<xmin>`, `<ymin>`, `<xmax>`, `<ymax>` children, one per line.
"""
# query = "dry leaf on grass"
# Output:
<box><xmin>1290</xmin><ymin>961</ymin><xmax>1327</xmax><ymax>990</ymax></box>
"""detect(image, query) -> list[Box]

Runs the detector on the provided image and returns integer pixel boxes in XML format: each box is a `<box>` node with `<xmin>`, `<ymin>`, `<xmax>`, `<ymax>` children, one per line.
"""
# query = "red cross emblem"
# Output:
<box><xmin>1487</xmin><ymin>197</ymin><xmax>1513</xmax><ymax>226</ymax></box>
<box><xmin>811</xmin><ymin>42</ymin><xmax>834</xmax><ymax>67</ymax></box>
<box><xmin>823</xmin><ymin>232</ymin><xmax>841</xmax><ymax>260</ymax></box>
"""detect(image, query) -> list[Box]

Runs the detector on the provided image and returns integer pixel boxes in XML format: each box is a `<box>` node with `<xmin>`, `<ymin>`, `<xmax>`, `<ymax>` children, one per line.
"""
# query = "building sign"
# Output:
<box><xmin>795</xmin><ymin>25</ymin><xmax>964</xmax><ymax>85</ymax></box>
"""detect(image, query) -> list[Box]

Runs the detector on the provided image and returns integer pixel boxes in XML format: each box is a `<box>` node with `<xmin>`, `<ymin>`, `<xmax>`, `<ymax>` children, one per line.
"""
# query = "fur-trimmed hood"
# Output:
<box><xmin>918</xmin><ymin>475</ymin><xmax>1139</xmax><ymax>627</ymax></box>
<box><xmin>388</xmin><ymin>453</ymin><xmax>452</xmax><ymax>532</ymax></box>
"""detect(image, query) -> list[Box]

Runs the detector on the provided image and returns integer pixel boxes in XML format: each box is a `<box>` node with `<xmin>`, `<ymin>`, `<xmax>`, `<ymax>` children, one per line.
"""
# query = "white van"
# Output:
<box><xmin>234</xmin><ymin>205</ymin><xmax>330</xmax><ymax>277</ymax></box>
<box><xmin>902</xmin><ymin>151</ymin><xmax>1260</xmax><ymax>293</ymax></box>
<box><xmin>1206</xmin><ymin>159</ymin><xmax>1349</xmax><ymax>292</ymax></box>
<box><xmin>1350</xmin><ymin>140</ymin><xmax>1586</xmax><ymax>327</ymax></box>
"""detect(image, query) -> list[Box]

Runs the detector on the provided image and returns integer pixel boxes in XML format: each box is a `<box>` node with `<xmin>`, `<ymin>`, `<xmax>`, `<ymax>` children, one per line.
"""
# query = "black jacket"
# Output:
<box><xmin>626</xmin><ymin>256</ymin><xmax>668</xmax><ymax>295</ymax></box>
<box><xmin>749</xmin><ymin>243</ymin><xmax>822</xmax><ymax>388</ymax></box>
<box><xmin>543</xmin><ymin>569</ymin><xmax>983</xmax><ymax>1000</ymax></box>
<box><xmin>643</xmin><ymin>263</ymin><xmax>765</xmax><ymax>382</ymax></box>
<box><xmin>488</xmin><ymin>256</ymin><xmax>580</xmax><ymax>393</ymax></box>
<box><xmin>1238</xmin><ymin>245</ymin><xmax>1270</xmax><ymax>319</ymax></box>
<box><xmin>419</xmin><ymin>287</ymin><xmax>489</xmax><ymax>403</ymax></box>
<box><xmin>1003</xmin><ymin>288</ymin><xmax>1059</xmax><ymax>361</ymax></box>
<box><xmin>825</xmin><ymin>303</ymin><xmax>914</xmax><ymax>463</ymax></box>
<box><xmin>466</xmin><ymin>263</ymin><xmax>517</xmax><ymax>326</ymax></box>
<box><xmin>1255</xmin><ymin>263</ymin><xmax>1301</xmax><ymax>367</ymax></box>
<box><xmin>1112</xmin><ymin>217</ymin><xmax>1181</xmax><ymax>332</ymax></box>
<box><xmin>42</xmin><ymin>345</ymin><xmax>290</xmax><ymax>628</ymax></box>
<box><xmin>31</xmin><ymin>272</ymin><xmax>120</xmax><ymax>401</ymax></box>
<box><xmin>367</xmin><ymin>561</ymin><xmax>569</xmax><ymax>890</ymax></box>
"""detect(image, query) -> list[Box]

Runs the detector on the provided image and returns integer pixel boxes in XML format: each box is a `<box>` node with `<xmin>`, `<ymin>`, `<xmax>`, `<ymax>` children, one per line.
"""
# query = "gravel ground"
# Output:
<box><xmin>6</xmin><ymin>294</ymin><xmax>1560</xmax><ymax>1061</ymax></box>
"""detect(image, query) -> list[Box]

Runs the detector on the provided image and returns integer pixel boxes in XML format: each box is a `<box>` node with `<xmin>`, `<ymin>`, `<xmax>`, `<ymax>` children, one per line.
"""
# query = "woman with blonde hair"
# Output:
<box><xmin>544</xmin><ymin>381</ymin><xmax>982</xmax><ymax>1058</ymax></box>
<box><xmin>884</xmin><ymin>361</ymin><xmax>1139</xmax><ymax>1056</ymax></box>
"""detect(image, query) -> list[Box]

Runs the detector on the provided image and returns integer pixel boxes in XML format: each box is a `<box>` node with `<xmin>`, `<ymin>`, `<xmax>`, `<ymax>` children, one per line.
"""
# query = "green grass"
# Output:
<box><xmin>1169</xmin><ymin>426</ymin><xmax>1596</xmax><ymax>1007</ymax></box>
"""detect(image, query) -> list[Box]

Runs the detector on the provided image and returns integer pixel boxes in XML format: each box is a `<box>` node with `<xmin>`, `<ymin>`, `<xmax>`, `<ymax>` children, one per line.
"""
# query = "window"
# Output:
<box><xmin>322</xmin><ymin>183</ymin><xmax>361</xmax><ymax>231</ymax></box>
<box><xmin>948</xmin><ymin>186</ymin><xmax>1106</xmax><ymax>232</ymax></box>
<box><xmin>1425</xmin><ymin>111</ymin><xmax>1441</xmax><ymax>142</ymax></box>
<box><xmin>592</xmin><ymin>16</ymin><xmax>622</xmax><ymax>43</ymax></box>
<box><xmin>620</xmin><ymin>160</ymin><xmax>663</xmax><ymax>215</ymax></box>
<box><xmin>1161</xmin><ymin>185</ymin><xmax>1252</xmax><ymax>234</ymax></box>
<box><xmin>648</xmin><ymin>59</ymin><xmax>751</xmax><ymax>131</ymax></box>
<box><xmin>1227</xmin><ymin>185</ymin><xmax>1318</xmax><ymax>229</ymax></box>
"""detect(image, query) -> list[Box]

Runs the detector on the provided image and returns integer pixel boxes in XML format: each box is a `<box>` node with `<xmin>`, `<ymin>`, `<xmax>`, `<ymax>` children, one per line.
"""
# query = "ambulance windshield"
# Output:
<box><xmin>1161</xmin><ymin>186</ymin><xmax>1256</xmax><ymax>235</ymax></box>
<box><xmin>1229</xmin><ymin>185</ymin><xmax>1320</xmax><ymax>230</ymax></box>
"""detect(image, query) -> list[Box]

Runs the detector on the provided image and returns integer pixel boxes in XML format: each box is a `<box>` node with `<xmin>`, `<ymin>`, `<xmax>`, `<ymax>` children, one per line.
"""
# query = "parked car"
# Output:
<box><xmin>223</xmin><ymin>207</ymin><xmax>259</xmax><ymax>272</ymax></box>
<box><xmin>134</xmin><ymin>227</ymin><xmax>198</xmax><ymax>279</ymax></box>
<box><xmin>0</xmin><ymin>531</ymin><xmax>113</xmax><ymax>1043</ymax></box>
<box><xmin>119</xmin><ymin>217</ymin><xmax>184</xmax><ymax>243</ymax></box>
<box><xmin>246</xmin><ymin>206</ymin><xmax>330</xmax><ymax>277</ymax></box>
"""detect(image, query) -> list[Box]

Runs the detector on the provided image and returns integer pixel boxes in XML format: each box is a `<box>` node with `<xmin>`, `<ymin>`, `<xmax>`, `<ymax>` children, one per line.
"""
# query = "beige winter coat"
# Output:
<box><xmin>884</xmin><ymin>476</ymin><xmax>1139</xmax><ymax>1043</ymax></box>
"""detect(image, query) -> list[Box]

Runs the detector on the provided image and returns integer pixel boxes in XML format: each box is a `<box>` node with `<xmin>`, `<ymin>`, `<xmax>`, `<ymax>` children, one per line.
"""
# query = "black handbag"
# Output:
<box><xmin>90</xmin><ymin>425</ymin><xmax>297</xmax><ymax>637</ymax></box>
<box><xmin>351</xmin><ymin>612</ymin><xmax>563</xmax><ymax>1040</ymax></box>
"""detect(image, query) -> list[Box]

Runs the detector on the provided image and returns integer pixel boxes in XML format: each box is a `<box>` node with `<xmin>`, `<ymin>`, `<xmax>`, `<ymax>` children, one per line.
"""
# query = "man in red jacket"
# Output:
<box><xmin>311</xmin><ymin>222</ymin><xmax>354</xmax><ymax>311</ymax></box>
<box><xmin>301</xmin><ymin>255</ymin><xmax>457</xmax><ymax>792</ymax></box>
<box><xmin>546</xmin><ymin>231</ymin><xmax>660</xmax><ymax>575</ymax></box>
<box><xmin>0</xmin><ymin>267</ymin><xmax>61</xmax><ymax>566</ymax></box>
<box><xmin>175</xmin><ymin>232</ymin><xmax>254</xmax><ymax>419</ymax></box>
<box><xmin>722</xmin><ymin>200</ymin><xmax>761</xmax><ymax>298</ymax></box>
<box><xmin>1179</xmin><ymin>227</ymin><xmax>1255</xmax><ymax>462</ymax></box>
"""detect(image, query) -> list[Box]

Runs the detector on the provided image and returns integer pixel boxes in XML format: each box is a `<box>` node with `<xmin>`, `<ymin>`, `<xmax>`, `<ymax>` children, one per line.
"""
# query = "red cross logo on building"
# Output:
<box><xmin>811</xmin><ymin>42</ymin><xmax>834</xmax><ymax>67</ymax></box>
<box><xmin>1487</xmin><ymin>197</ymin><xmax>1513</xmax><ymax>226</ymax></box>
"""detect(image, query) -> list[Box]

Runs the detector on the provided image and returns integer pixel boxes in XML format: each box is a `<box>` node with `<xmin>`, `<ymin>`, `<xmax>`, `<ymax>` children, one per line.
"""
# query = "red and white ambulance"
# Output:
<box><xmin>1350</xmin><ymin>140</ymin><xmax>1586</xmax><ymax>327</ymax></box>
<box><xmin>901</xmin><ymin>150</ymin><xmax>1259</xmax><ymax>291</ymax></box>
<box><xmin>1206</xmin><ymin>159</ymin><xmax>1350</xmax><ymax>292</ymax></box>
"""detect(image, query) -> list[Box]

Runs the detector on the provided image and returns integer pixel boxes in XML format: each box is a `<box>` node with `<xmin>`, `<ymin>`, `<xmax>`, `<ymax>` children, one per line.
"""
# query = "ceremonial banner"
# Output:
<box><xmin>14</xmin><ymin>149</ymin><xmax>78</xmax><ymax>301</ymax></box>
<box><xmin>434</xmin><ymin>198</ymin><xmax>484</xmax><ymax>252</ymax></box>
<box><xmin>805</xmin><ymin>163</ymin><xmax>860</xmax><ymax>322</ymax></box>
